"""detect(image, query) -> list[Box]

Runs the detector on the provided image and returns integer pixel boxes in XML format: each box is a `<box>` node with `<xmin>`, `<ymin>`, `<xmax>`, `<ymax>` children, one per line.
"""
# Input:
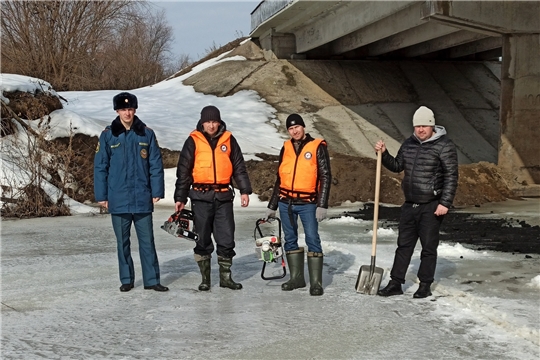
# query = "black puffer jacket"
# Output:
<box><xmin>382</xmin><ymin>126</ymin><xmax>458</xmax><ymax>208</ymax></box>
<box><xmin>174</xmin><ymin>119</ymin><xmax>252</xmax><ymax>204</ymax></box>
<box><xmin>268</xmin><ymin>133</ymin><xmax>332</xmax><ymax>210</ymax></box>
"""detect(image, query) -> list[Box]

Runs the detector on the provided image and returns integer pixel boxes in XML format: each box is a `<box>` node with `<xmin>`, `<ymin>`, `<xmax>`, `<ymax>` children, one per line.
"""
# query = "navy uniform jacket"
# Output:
<box><xmin>94</xmin><ymin>116</ymin><xmax>164</xmax><ymax>214</ymax></box>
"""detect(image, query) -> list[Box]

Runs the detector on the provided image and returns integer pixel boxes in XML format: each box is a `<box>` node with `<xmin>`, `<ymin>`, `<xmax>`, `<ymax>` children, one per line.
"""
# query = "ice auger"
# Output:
<box><xmin>254</xmin><ymin>216</ymin><xmax>287</xmax><ymax>280</ymax></box>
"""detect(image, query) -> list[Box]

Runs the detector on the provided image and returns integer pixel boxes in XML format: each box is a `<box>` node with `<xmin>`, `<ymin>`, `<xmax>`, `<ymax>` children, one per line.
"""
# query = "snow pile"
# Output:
<box><xmin>526</xmin><ymin>275</ymin><xmax>540</xmax><ymax>289</ymax></box>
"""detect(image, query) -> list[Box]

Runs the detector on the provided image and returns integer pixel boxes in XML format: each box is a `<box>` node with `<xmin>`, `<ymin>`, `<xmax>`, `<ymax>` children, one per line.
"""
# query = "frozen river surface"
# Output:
<box><xmin>1</xmin><ymin>201</ymin><xmax>539</xmax><ymax>359</ymax></box>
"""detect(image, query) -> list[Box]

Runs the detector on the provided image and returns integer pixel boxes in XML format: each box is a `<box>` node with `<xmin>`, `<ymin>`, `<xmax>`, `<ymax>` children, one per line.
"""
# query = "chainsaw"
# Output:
<box><xmin>161</xmin><ymin>209</ymin><xmax>199</xmax><ymax>241</ymax></box>
<box><xmin>254</xmin><ymin>216</ymin><xmax>286</xmax><ymax>280</ymax></box>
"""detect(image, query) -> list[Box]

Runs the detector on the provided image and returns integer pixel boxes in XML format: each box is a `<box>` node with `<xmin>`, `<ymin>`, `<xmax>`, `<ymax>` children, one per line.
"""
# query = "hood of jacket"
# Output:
<box><xmin>413</xmin><ymin>125</ymin><xmax>447</xmax><ymax>144</ymax></box>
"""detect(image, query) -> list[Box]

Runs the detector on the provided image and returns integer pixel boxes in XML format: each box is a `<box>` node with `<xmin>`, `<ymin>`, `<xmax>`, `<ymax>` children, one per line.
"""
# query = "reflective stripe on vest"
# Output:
<box><xmin>278</xmin><ymin>138</ymin><xmax>323</xmax><ymax>199</ymax></box>
<box><xmin>190</xmin><ymin>130</ymin><xmax>233</xmax><ymax>185</ymax></box>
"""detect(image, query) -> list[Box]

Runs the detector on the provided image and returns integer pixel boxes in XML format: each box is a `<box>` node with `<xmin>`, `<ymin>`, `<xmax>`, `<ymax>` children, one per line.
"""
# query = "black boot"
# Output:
<box><xmin>413</xmin><ymin>282</ymin><xmax>432</xmax><ymax>298</ymax></box>
<box><xmin>119</xmin><ymin>283</ymin><xmax>134</xmax><ymax>292</ymax></box>
<box><xmin>218</xmin><ymin>256</ymin><xmax>242</xmax><ymax>290</ymax></box>
<box><xmin>196</xmin><ymin>258</ymin><xmax>211</xmax><ymax>291</ymax></box>
<box><xmin>282</xmin><ymin>248</ymin><xmax>306</xmax><ymax>291</ymax></box>
<box><xmin>307</xmin><ymin>252</ymin><xmax>324</xmax><ymax>296</ymax></box>
<box><xmin>144</xmin><ymin>284</ymin><xmax>169</xmax><ymax>291</ymax></box>
<box><xmin>377</xmin><ymin>279</ymin><xmax>403</xmax><ymax>297</ymax></box>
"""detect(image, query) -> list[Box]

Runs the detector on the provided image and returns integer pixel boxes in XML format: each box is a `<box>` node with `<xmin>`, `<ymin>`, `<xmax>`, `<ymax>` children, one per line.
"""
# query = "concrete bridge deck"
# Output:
<box><xmin>248</xmin><ymin>0</ymin><xmax>540</xmax><ymax>187</ymax></box>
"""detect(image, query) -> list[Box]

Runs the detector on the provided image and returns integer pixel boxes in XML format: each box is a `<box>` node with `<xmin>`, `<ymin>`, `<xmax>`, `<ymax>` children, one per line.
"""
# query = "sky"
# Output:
<box><xmin>150</xmin><ymin>1</ymin><xmax>260</xmax><ymax>60</ymax></box>
<box><xmin>1</xmin><ymin>49</ymin><xmax>540</xmax><ymax>358</ymax></box>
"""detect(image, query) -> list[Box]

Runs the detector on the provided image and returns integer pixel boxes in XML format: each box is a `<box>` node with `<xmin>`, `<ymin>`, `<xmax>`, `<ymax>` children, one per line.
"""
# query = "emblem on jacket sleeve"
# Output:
<box><xmin>221</xmin><ymin>145</ymin><xmax>228</xmax><ymax>152</ymax></box>
<box><xmin>140</xmin><ymin>148</ymin><xmax>148</xmax><ymax>159</ymax></box>
<box><xmin>304</xmin><ymin>152</ymin><xmax>312</xmax><ymax>159</ymax></box>
<box><xmin>95</xmin><ymin>142</ymin><xmax>100</xmax><ymax>153</ymax></box>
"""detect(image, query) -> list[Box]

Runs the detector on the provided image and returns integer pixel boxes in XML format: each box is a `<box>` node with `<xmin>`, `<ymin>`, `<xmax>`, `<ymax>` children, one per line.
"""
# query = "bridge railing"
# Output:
<box><xmin>251</xmin><ymin>0</ymin><xmax>295</xmax><ymax>33</ymax></box>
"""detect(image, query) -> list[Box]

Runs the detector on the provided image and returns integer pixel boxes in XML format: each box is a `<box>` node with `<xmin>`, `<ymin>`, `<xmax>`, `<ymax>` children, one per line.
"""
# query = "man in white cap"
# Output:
<box><xmin>375</xmin><ymin>106</ymin><xmax>458</xmax><ymax>298</ymax></box>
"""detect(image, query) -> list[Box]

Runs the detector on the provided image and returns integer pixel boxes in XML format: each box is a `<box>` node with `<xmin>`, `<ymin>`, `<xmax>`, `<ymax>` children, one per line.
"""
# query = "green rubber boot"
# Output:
<box><xmin>196</xmin><ymin>258</ymin><xmax>211</xmax><ymax>291</ymax></box>
<box><xmin>307</xmin><ymin>252</ymin><xmax>324</xmax><ymax>296</ymax></box>
<box><xmin>281</xmin><ymin>248</ymin><xmax>306</xmax><ymax>291</ymax></box>
<box><xmin>218</xmin><ymin>256</ymin><xmax>242</xmax><ymax>290</ymax></box>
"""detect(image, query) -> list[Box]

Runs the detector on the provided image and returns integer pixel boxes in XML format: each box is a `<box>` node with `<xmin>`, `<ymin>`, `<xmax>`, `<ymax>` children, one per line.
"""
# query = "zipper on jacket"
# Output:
<box><xmin>410</xmin><ymin>143</ymin><xmax>422</xmax><ymax>196</ymax></box>
<box><xmin>212</xmin><ymin>142</ymin><xmax>218</xmax><ymax>185</ymax></box>
<box><xmin>290</xmin><ymin>140</ymin><xmax>306</xmax><ymax>193</ymax></box>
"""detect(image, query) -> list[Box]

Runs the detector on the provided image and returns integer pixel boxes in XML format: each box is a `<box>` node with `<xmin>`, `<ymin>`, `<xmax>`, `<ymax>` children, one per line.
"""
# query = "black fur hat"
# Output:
<box><xmin>113</xmin><ymin>92</ymin><xmax>138</xmax><ymax>110</ymax></box>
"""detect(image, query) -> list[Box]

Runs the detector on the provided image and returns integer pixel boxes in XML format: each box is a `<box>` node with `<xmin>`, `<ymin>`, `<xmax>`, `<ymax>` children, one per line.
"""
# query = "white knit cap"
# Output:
<box><xmin>412</xmin><ymin>106</ymin><xmax>435</xmax><ymax>127</ymax></box>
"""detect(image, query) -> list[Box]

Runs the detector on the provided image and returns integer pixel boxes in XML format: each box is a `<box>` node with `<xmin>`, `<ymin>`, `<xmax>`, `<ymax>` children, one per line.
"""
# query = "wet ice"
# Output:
<box><xmin>2</xmin><ymin>200</ymin><xmax>539</xmax><ymax>359</ymax></box>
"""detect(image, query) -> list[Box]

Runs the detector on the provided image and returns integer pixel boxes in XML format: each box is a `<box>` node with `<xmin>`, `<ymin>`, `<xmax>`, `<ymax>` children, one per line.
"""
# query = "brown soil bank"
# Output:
<box><xmin>246</xmin><ymin>151</ymin><xmax>519</xmax><ymax>208</ymax></box>
<box><xmin>54</xmin><ymin>135</ymin><xmax>522</xmax><ymax>208</ymax></box>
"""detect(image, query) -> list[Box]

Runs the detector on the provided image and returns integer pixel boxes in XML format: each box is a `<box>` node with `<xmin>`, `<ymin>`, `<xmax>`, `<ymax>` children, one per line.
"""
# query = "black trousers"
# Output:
<box><xmin>390</xmin><ymin>200</ymin><xmax>444</xmax><ymax>284</ymax></box>
<box><xmin>191</xmin><ymin>199</ymin><xmax>236</xmax><ymax>259</ymax></box>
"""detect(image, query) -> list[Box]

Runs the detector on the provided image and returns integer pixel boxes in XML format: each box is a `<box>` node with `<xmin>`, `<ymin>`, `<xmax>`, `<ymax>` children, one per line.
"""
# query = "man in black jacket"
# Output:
<box><xmin>174</xmin><ymin>105</ymin><xmax>252</xmax><ymax>291</ymax></box>
<box><xmin>266</xmin><ymin>114</ymin><xmax>332</xmax><ymax>296</ymax></box>
<box><xmin>375</xmin><ymin>106</ymin><xmax>458</xmax><ymax>298</ymax></box>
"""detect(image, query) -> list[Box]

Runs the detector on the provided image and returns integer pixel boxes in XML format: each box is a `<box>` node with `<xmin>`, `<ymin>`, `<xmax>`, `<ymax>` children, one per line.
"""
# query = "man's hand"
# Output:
<box><xmin>98</xmin><ymin>201</ymin><xmax>108</xmax><ymax>209</ymax></box>
<box><xmin>316</xmin><ymin>207</ymin><xmax>327</xmax><ymax>222</ymax></box>
<box><xmin>434</xmin><ymin>204</ymin><xmax>448</xmax><ymax>216</ymax></box>
<box><xmin>240</xmin><ymin>194</ymin><xmax>250</xmax><ymax>207</ymax></box>
<box><xmin>153</xmin><ymin>197</ymin><xmax>160</xmax><ymax>203</ymax></box>
<box><xmin>175</xmin><ymin>201</ymin><xmax>185</xmax><ymax>212</ymax></box>
<box><xmin>374</xmin><ymin>140</ymin><xmax>386</xmax><ymax>154</ymax></box>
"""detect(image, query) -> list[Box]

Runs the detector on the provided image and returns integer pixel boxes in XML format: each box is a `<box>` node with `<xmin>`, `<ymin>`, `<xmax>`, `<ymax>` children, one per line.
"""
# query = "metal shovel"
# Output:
<box><xmin>356</xmin><ymin>149</ymin><xmax>384</xmax><ymax>295</ymax></box>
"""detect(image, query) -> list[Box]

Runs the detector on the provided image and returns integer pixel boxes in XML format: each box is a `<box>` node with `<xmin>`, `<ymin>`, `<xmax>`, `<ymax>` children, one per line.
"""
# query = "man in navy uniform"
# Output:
<box><xmin>94</xmin><ymin>92</ymin><xmax>168</xmax><ymax>292</ymax></box>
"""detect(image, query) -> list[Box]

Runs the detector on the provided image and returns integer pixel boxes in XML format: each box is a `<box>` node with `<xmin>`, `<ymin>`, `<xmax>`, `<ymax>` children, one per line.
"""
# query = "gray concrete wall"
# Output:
<box><xmin>290</xmin><ymin>60</ymin><xmax>501</xmax><ymax>164</ymax></box>
<box><xmin>499</xmin><ymin>34</ymin><xmax>540</xmax><ymax>185</ymax></box>
<box><xmin>183</xmin><ymin>56</ymin><xmax>503</xmax><ymax>166</ymax></box>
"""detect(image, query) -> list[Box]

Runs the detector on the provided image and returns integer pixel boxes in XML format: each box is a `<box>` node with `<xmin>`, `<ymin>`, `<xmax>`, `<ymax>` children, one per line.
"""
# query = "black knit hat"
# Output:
<box><xmin>286</xmin><ymin>113</ymin><xmax>305</xmax><ymax>129</ymax></box>
<box><xmin>113</xmin><ymin>92</ymin><xmax>138</xmax><ymax>110</ymax></box>
<box><xmin>200</xmin><ymin>105</ymin><xmax>221</xmax><ymax>122</ymax></box>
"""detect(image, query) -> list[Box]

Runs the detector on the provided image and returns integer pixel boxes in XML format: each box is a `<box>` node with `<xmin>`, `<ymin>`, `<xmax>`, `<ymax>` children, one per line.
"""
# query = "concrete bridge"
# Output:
<box><xmin>249</xmin><ymin>0</ymin><xmax>540</xmax><ymax>190</ymax></box>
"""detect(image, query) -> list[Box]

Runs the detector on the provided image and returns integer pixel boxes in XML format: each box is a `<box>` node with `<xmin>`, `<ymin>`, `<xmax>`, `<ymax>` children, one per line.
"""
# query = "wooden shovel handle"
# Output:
<box><xmin>371</xmin><ymin>149</ymin><xmax>382</xmax><ymax>257</ymax></box>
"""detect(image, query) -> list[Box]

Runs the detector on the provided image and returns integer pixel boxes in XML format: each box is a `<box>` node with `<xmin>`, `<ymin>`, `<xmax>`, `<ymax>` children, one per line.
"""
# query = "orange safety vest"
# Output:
<box><xmin>279</xmin><ymin>138</ymin><xmax>324</xmax><ymax>200</ymax></box>
<box><xmin>190</xmin><ymin>130</ymin><xmax>233</xmax><ymax>187</ymax></box>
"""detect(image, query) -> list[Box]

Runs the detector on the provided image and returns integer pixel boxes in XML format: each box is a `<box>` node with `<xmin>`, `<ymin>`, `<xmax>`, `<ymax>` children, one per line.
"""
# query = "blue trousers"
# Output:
<box><xmin>278</xmin><ymin>202</ymin><xmax>322</xmax><ymax>253</ymax></box>
<box><xmin>111</xmin><ymin>213</ymin><xmax>160</xmax><ymax>287</ymax></box>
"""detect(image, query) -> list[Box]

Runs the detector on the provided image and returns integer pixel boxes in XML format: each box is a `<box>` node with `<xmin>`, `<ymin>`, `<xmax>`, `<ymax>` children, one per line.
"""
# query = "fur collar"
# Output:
<box><xmin>110</xmin><ymin>116</ymin><xmax>146</xmax><ymax>137</ymax></box>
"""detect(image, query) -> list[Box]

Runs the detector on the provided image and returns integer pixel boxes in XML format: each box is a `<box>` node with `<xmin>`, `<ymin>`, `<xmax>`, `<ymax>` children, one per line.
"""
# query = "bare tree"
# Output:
<box><xmin>167</xmin><ymin>54</ymin><xmax>193</xmax><ymax>75</ymax></box>
<box><xmin>101</xmin><ymin>9</ymin><xmax>174</xmax><ymax>89</ymax></box>
<box><xmin>1</xmin><ymin>1</ymin><xmax>176</xmax><ymax>91</ymax></box>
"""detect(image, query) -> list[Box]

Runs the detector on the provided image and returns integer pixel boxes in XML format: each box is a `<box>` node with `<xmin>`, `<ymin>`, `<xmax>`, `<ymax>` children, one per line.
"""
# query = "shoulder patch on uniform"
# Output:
<box><xmin>95</xmin><ymin>142</ymin><xmax>100</xmax><ymax>153</ymax></box>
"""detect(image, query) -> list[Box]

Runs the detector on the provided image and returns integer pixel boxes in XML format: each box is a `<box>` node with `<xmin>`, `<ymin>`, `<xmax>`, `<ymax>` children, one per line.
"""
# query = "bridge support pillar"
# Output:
<box><xmin>258</xmin><ymin>31</ymin><xmax>296</xmax><ymax>60</ymax></box>
<box><xmin>499</xmin><ymin>34</ymin><xmax>540</xmax><ymax>186</ymax></box>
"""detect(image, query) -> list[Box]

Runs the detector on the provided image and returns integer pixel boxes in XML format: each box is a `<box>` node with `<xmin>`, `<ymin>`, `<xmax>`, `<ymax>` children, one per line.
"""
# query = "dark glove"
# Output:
<box><xmin>265</xmin><ymin>209</ymin><xmax>276</xmax><ymax>219</ymax></box>
<box><xmin>316</xmin><ymin>207</ymin><xmax>327</xmax><ymax>222</ymax></box>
